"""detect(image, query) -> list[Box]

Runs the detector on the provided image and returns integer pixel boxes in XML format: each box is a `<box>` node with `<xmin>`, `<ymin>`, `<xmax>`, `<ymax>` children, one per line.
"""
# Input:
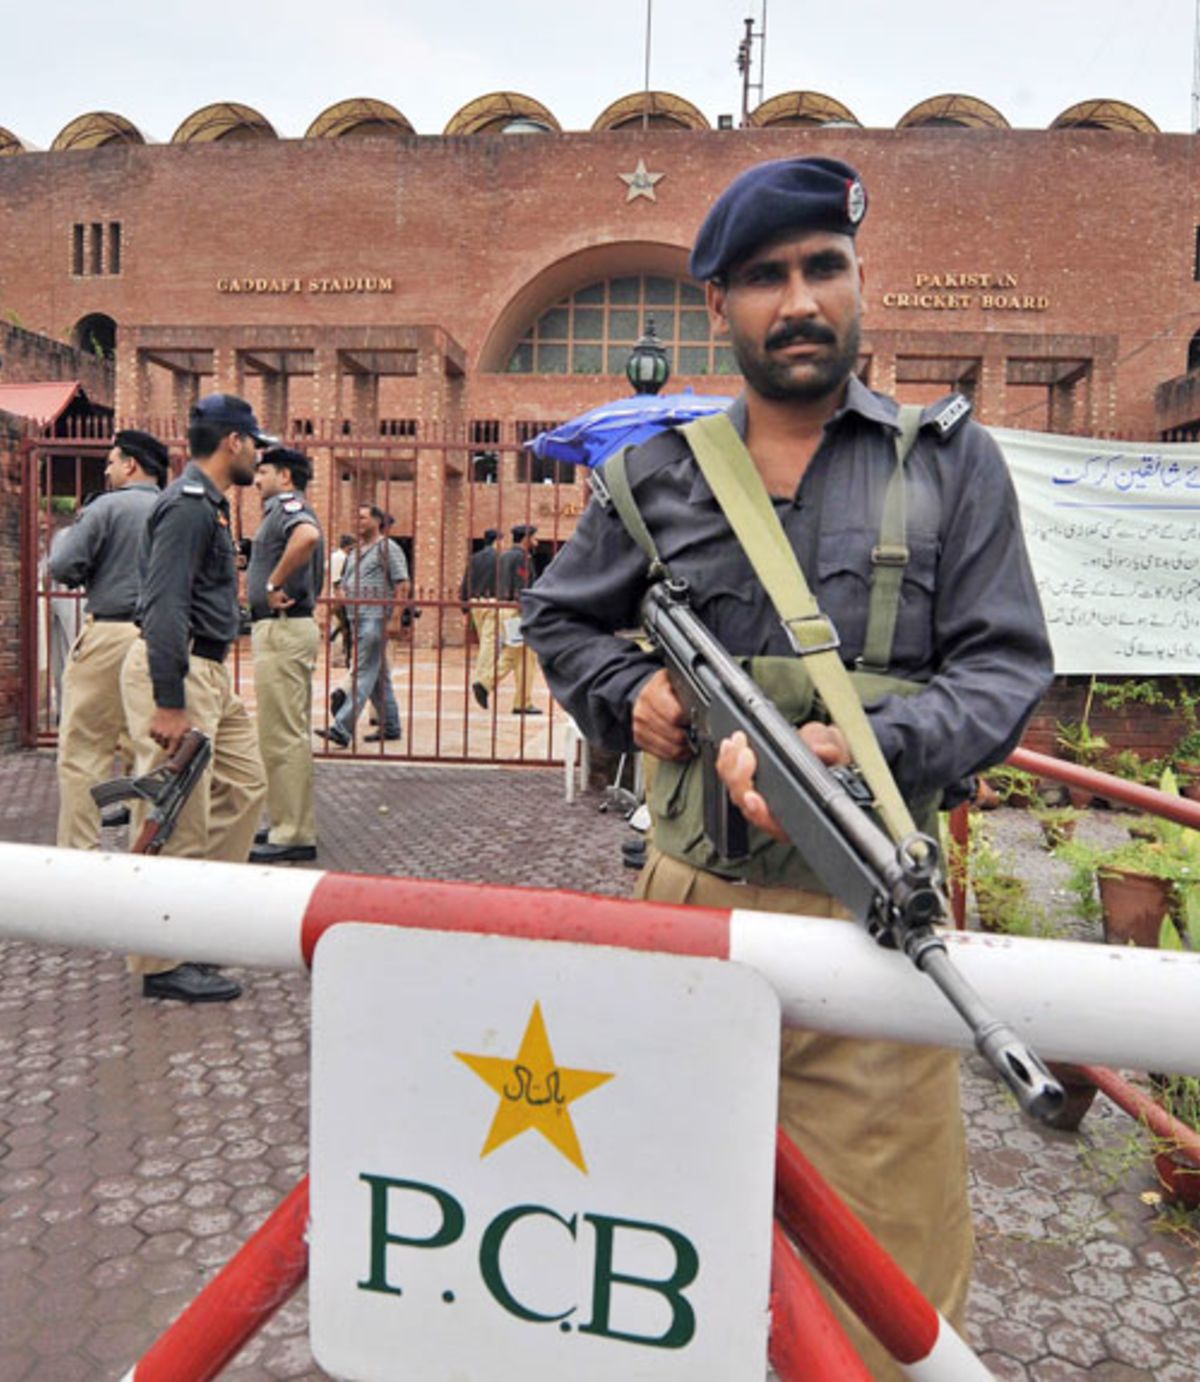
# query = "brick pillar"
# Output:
<box><xmin>1088</xmin><ymin>348</ymin><xmax>1118</xmax><ymax>436</ymax></box>
<box><xmin>1048</xmin><ymin>377</ymin><xmax>1075</xmax><ymax>434</ymax></box>
<box><xmin>871</xmin><ymin>346</ymin><xmax>897</xmax><ymax>399</ymax></box>
<box><xmin>260</xmin><ymin>369</ymin><xmax>288</xmax><ymax>438</ymax></box>
<box><xmin>172</xmin><ymin>370</ymin><xmax>200</xmax><ymax>433</ymax></box>
<box><xmin>976</xmin><ymin>340</ymin><xmax>1008</xmax><ymax>426</ymax></box>
<box><xmin>212</xmin><ymin>343</ymin><xmax>240</xmax><ymax>398</ymax></box>
<box><xmin>120</xmin><ymin>344</ymin><xmax>152</xmax><ymax>425</ymax></box>
<box><xmin>312</xmin><ymin>347</ymin><xmax>340</xmax><ymax>435</ymax></box>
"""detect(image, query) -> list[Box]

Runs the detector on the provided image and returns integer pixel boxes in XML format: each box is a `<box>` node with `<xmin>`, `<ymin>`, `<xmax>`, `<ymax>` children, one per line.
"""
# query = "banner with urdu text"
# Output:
<box><xmin>993</xmin><ymin>429</ymin><xmax>1200</xmax><ymax>675</ymax></box>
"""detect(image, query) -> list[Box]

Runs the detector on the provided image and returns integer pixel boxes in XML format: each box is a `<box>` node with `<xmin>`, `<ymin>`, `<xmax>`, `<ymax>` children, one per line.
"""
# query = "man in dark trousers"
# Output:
<box><xmin>51</xmin><ymin>429</ymin><xmax>167</xmax><ymax>850</ymax></box>
<box><xmin>247</xmin><ymin>446</ymin><xmax>324</xmax><ymax>864</ymax></box>
<box><xmin>121</xmin><ymin>394</ymin><xmax>271</xmax><ymax>1002</ymax></box>
<box><xmin>459</xmin><ymin>527</ymin><xmax>500</xmax><ymax>709</ymax></box>
<box><xmin>523</xmin><ymin>156</ymin><xmax>1053</xmax><ymax>1375</ymax></box>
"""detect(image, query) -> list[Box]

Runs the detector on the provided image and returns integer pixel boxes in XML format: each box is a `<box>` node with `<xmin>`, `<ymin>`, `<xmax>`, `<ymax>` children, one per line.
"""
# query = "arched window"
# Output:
<box><xmin>73</xmin><ymin>313</ymin><xmax>116</xmax><ymax>360</ymax></box>
<box><xmin>1188</xmin><ymin>330</ymin><xmax>1200</xmax><ymax>374</ymax></box>
<box><xmin>505</xmin><ymin>275</ymin><xmax>734</xmax><ymax>377</ymax></box>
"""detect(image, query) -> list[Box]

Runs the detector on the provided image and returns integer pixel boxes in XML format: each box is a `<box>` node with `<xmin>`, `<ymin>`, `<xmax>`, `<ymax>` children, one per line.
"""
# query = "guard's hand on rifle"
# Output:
<box><xmin>717</xmin><ymin>725</ymin><xmax>852</xmax><ymax>841</ymax></box>
<box><xmin>632</xmin><ymin>668</ymin><xmax>691</xmax><ymax>761</ymax></box>
<box><xmin>149</xmin><ymin>706</ymin><xmax>192</xmax><ymax>757</ymax></box>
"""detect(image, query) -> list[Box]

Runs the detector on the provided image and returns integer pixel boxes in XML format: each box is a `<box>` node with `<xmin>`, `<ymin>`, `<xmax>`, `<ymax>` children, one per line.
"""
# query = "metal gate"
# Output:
<box><xmin>21</xmin><ymin>419</ymin><xmax>589</xmax><ymax>765</ymax></box>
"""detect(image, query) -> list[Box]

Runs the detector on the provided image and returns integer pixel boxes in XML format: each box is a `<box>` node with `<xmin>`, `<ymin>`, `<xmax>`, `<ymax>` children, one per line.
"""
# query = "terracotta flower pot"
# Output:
<box><xmin>1097</xmin><ymin>868</ymin><xmax>1174</xmax><ymax>948</ymax></box>
<box><xmin>1154</xmin><ymin>1148</ymin><xmax>1200</xmax><ymax>1209</ymax></box>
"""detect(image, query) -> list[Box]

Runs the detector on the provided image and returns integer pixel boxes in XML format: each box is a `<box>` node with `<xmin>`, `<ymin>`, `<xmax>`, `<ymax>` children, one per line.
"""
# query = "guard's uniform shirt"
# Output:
<box><xmin>522</xmin><ymin>379</ymin><xmax>1054</xmax><ymax>804</ymax></box>
<box><xmin>459</xmin><ymin>544</ymin><xmax>499</xmax><ymax>601</ymax></box>
<box><xmin>48</xmin><ymin>482</ymin><xmax>159</xmax><ymax>618</ymax></box>
<box><xmin>135</xmin><ymin>461</ymin><xmax>241</xmax><ymax>709</ymax></box>
<box><xmin>247</xmin><ymin>491</ymin><xmax>325</xmax><ymax>621</ymax></box>
<box><xmin>498</xmin><ymin>545</ymin><xmax>535</xmax><ymax>601</ymax></box>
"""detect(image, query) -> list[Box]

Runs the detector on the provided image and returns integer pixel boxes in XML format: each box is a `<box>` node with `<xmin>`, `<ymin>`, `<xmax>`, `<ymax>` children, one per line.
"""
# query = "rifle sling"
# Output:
<box><xmin>678</xmin><ymin>409</ymin><xmax>920</xmax><ymax>846</ymax></box>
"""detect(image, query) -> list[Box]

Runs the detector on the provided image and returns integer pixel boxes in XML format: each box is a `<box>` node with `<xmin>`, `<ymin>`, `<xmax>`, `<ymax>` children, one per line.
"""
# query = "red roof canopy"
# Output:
<box><xmin>0</xmin><ymin>381</ymin><xmax>87</xmax><ymax>425</ymax></box>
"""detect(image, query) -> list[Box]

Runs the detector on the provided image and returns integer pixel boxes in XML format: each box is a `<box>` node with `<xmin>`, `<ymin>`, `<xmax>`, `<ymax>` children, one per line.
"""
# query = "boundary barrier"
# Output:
<box><xmin>1</xmin><ymin>843</ymin><xmax>1197</xmax><ymax>1377</ymax></box>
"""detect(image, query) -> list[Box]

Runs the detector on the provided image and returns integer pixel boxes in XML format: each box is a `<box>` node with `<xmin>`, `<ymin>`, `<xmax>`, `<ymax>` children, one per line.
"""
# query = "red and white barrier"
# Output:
<box><xmin>1</xmin><ymin>844</ymin><xmax>1198</xmax><ymax>1074</ymax></box>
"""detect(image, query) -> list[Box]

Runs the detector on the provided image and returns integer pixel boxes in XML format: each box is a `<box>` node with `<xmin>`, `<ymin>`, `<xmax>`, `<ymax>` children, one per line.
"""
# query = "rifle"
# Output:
<box><xmin>91</xmin><ymin>730</ymin><xmax>212</xmax><ymax>856</ymax></box>
<box><xmin>641</xmin><ymin>578</ymin><xmax>1065</xmax><ymax>1124</ymax></box>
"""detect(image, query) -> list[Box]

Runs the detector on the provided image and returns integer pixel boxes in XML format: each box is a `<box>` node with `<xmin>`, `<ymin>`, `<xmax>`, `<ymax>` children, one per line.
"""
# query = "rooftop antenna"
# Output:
<box><xmin>738</xmin><ymin>2</ymin><xmax>768</xmax><ymax>126</ymax></box>
<box><xmin>643</xmin><ymin>0</ymin><xmax>653</xmax><ymax>131</ymax></box>
<box><xmin>1193</xmin><ymin>0</ymin><xmax>1200</xmax><ymax>131</ymax></box>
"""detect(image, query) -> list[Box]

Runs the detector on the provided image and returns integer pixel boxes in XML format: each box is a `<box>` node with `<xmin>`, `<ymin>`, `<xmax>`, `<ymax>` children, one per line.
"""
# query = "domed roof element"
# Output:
<box><xmin>51</xmin><ymin>112</ymin><xmax>145</xmax><ymax>151</ymax></box>
<box><xmin>591</xmin><ymin>91</ymin><xmax>709</xmax><ymax>132</ymax></box>
<box><xmin>897</xmin><ymin>94</ymin><xmax>1009</xmax><ymax>129</ymax></box>
<box><xmin>172</xmin><ymin>103</ymin><xmax>278</xmax><ymax>144</ymax></box>
<box><xmin>444</xmin><ymin>92</ymin><xmax>560</xmax><ymax>135</ymax></box>
<box><xmin>1050</xmin><ymin>99</ymin><xmax>1158</xmax><ymax>132</ymax></box>
<box><xmin>747</xmin><ymin>91</ymin><xmax>861</xmax><ymax>127</ymax></box>
<box><xmin>306</xmin><ymin>98</ymin><xmax>415</xmax><ymax>139</ymax></box>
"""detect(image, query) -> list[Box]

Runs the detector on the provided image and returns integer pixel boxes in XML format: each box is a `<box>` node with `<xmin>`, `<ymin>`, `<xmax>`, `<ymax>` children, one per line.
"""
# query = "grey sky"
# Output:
<box><xmin>2</xmin><ymin>0</ymin><xmax>1192</xmax><ymax>147</ymax></box>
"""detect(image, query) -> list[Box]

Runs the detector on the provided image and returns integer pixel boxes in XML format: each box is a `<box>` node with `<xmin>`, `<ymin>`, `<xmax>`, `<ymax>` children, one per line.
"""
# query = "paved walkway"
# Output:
<box><xmin>0</xmin><ymin>751</ymin><xmax>1196</xmax><ymax>1380</ymax></box>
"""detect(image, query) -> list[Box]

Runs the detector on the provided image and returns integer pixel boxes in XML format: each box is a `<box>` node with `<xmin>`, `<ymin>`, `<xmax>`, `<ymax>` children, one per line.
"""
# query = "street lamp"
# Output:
<box><xmin>625</xmin><ymin>316</ymin><xmax>671</xmax><ymax>395</ymax></box>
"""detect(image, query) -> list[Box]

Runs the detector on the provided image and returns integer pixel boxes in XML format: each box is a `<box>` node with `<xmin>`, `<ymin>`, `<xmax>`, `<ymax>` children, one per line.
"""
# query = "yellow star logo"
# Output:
<box><xmin>455</xmin><ymin>1002</ymin><xmax>613</xmax><ymax>1173</ymax></box>
<box><xmin>619</xmin><ymin>158</ymin><xmax>664</xmax><ymax>202</ymax></box>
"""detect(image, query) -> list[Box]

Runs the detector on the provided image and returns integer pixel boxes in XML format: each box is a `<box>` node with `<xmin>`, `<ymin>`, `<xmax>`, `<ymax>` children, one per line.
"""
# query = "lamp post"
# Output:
<box><xmin>625</xmin><ymin>316</ymin><xmax>671</xmax><ymax>395</ymax></box>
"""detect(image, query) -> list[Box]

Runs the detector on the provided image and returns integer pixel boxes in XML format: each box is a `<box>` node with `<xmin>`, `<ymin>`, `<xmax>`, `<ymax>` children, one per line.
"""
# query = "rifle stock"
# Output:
<box><xmin>640</xmin><ymin>578</ymin><xmax>1065</xmax><ymax>1124</ymax></box>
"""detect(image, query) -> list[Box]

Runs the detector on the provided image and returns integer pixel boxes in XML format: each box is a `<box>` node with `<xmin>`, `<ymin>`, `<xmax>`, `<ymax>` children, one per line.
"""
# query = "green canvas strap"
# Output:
<box><xmin>857</xmin><ymin>404</ymin><xmax>922</xmax><ymax>674</ymax></box>
<box><xmin>600</xmin><ymin>447</ymin><xmax>668</xmax><ymax>579</ymax></box>
<box><xmin>679</xmin><ymin>410</ymin><xmax>917</xmax><ymax>845</ymax></box>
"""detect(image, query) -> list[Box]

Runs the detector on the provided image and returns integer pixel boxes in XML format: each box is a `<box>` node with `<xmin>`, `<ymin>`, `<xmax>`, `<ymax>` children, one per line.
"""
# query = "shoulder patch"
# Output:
<box><xmin>923</xmin><ymin>393</ymin><xmax>972</xmax><ymax>442</ymax></box>
<box><xmin>182</xmin><ymin>482</ymin><xmax>207</xmax><ymax>496</ymax></box>
<box><xmin>283</xmin><ymin>499</ymin><xmax>303</xmax><ymax>513</ymax></box>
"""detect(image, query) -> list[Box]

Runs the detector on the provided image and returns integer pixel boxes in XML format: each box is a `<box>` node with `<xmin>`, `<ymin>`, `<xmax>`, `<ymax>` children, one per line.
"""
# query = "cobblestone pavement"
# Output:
<box><xmin>0</xmin><ymin>751</ymin><xmax>1196</xmax><ymax>1380</ymax></box>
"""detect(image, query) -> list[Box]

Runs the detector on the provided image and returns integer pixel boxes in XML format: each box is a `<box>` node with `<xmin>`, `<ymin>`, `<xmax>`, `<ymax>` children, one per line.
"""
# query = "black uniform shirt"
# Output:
<box><xmin>136</xmin><ymin>461</ymin><xmax>240</xmax><ymax>709</ymax></box>
<box><xmin>459</xmin><ymin>544</ymin><xmax>500</xmax><ymax>601</ymax></box>
<box><xmin>48</xmin><ymin>482</ymin><xmax>159</xmax><ymax>619</ymax></box>
<box><xmin>498</xmin><ymin>545</ymin><xmax>535</xmax><ymax>601</ymax></box>
<box><xmin>521</xmin><ymin>380</ymin><xmax>1055</xmax><ymax>803</ymax></box>
<box><xmin>247</xmin><ymin>491</ymin><xmax>324</xmax><ymax>621</ymax></box>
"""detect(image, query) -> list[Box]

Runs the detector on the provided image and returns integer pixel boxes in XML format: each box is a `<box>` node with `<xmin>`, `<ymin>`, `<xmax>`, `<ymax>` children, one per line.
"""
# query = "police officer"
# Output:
<box><xmin>459</xmin><ymin>528</ymin><xmax>500</xmax><ymax>708</ymax></box>
<box><xmin>247</xmin><ymin>446</ymin><xmax>324</xmax><ymax>864</ymax></box>
<box><xmin>523</xmin><ymin>157</ymin><xmax>1053</xmax><ymax>1376</ymax></box>
<box><xmin>486</xmin><ymin>523</ymin><xmax>540</xmax><ymax>715</ymax></box>
<box><xmin>50</xmin><ymin>429</ymin><xmax>167</xmax><ymax>850</ymax></box>
<box><xmin>121</xmin><ymin>393</ymin><xmax>270</xmax><ymax>1003</ymax></box>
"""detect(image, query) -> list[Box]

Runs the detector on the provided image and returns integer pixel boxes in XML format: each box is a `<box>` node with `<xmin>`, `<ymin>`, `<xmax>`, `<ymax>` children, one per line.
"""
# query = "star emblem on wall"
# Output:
<box><xmin>619</xmin><ymin>158</ymin><xmax>664</xmax><ymax>202</ymax></box>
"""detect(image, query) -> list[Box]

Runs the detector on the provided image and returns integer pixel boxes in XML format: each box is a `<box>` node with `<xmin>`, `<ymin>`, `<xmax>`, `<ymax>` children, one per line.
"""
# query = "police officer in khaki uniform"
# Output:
<box><xmin>459</xmin><ymin>528</ymin><xmax>500</xmax><ymax>709</ymax></box>
<box><xmin>122</xmin><ymin>394</ymin><xmax>270</xmax><ymax>1003</ymax></box>
<box><xmin>524</xmin><ymin>158</ymin><xmax>1053</xmax><ymax>1376</ymax></box>
<box><xmin>51</xmin><ymin>430</ymin><xmax>168</xmax><ymax>850</ymax></box>
<box><xmin>247</xmin><ymin>447</ymin><xmax>324</xmax><ymax>864</ymax></box>
<box><xmin>483</xmin><ymin>523</ymin><xmax>540</xmax><ymax>715</ymax></box>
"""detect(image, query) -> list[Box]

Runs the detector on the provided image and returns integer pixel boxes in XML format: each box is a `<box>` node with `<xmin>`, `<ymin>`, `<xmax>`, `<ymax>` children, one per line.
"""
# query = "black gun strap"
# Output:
<box><xmin>679</xmin><ymin>410</ymin><xmax>918</xmax><ymax>846</ymax></box>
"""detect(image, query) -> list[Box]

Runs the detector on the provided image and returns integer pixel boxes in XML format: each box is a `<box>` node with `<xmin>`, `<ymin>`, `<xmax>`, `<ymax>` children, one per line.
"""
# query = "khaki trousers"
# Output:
<box><xmin>470</xmin><ymin>606</ymin><xmax>500</xmax><ymax>688</ymax></box>
<box><xmin>637</xmin><ymin>847</ymin><xmax>973</xmax><ymax>1382</ymax></box>
<box><xmin>474</xmin><ymin>607</ymin><xmax>536</xmax><ymax>709</ymax></box>
<box><xmin>56</xmin><ymin>618</ymin><xmax>139</xmax><ymax>850</ymax></box>
<box><xmin>251</xmin><ymin>616</ymin><xmax>319</xmax><ymax>846</ymax></box>
<box><xmin>121</xmin><ymin>639</ymin><xmax>266</xmax><ymax>976</ymax></box>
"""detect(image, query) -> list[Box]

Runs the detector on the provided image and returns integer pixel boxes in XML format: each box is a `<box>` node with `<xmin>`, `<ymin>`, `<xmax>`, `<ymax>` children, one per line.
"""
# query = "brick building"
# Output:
<box><xmin>2</xmin><ymin>89</ymin><xmax>1199</xmax><ymax>602</ymax></box>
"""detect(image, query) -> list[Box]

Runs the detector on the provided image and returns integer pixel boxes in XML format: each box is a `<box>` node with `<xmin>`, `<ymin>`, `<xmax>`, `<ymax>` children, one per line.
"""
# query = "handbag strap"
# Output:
<box><xmin>679</xmin><ymin>409</ymin><xmax>918</xmax><ymax>844</ymax></box>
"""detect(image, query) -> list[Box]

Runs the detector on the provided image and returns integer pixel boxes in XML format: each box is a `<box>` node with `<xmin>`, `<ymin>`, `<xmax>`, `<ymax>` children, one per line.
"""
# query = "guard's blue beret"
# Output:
<box><xmin>690</xmin><ymin>157</ymin><xmax>868</xmax><ymax>282</ymax></box>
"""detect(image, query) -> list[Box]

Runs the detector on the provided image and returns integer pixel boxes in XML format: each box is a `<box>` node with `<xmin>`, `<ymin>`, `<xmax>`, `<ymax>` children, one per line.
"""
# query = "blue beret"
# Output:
<box><xmin>690</xmin><ymin>157</ymin><xmax>868</xmax><ymax>282</ymax></box>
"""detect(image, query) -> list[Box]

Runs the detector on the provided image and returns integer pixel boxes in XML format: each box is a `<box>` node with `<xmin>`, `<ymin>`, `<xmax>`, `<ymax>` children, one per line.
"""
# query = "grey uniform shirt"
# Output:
<box><xmin>48</xmin><ymin>482</ymin><xmax>159</xmax><ymax>619</ymax></box>
<box><xmin>247</xmin><ymin>491</ymin><xmax>325</xmax><ymax>621</ymax></box>
<box><xmin>522</xmin><ymin>379</ymin><xmax>1054</xmax><ymax>804</ymax></box>
<box><xmin>340</xmin><ymin>539</ymin><xmax>408</xmax><ymax>613</ymax></box>
<box><xmin>135</xmin><ymin>461</ymin><xmax>241</xmax><ymax>709</ymax></box>
<box><xmin>459</xmin><ymin>544</ymin><xmax>499</xmax><ymax>601</ymax></box>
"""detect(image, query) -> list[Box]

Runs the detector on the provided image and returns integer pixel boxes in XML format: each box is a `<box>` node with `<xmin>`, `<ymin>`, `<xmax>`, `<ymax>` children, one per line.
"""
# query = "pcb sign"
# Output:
<box><xmin>310</xmin><ymin>926</ymin><xmax>780</xmax><ymax>1380</ymax></box>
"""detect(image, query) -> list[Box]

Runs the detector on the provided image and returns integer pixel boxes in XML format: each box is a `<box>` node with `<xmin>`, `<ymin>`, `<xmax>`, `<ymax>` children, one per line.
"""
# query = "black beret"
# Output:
<box><xmin>690</xmin><ymin>156</ymin><xmax>868</xmax><ymax>282</ymax></box>
<box><xmin>114</xmin><ymin>429</ymin><xmax>169</xmax><ymax>486</ymax></box>
<box><xmin>483</xmin><ymin>527</ymin><xmax>499</xmax><ymax>543</ymax></box>
<box><xmin>511</xmin><ymin>523</ymin><xmax>538</xmax><ymax>541</ymax></box>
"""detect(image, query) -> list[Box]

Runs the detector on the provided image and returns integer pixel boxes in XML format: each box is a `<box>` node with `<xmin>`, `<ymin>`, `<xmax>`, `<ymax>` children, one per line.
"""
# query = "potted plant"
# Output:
<box><xmin>983</xmin><ymin>763</ymin><xmax>1040</xmax><ymax>809</ymax></box>
<box><xmin>1059</xmin><ymin>767</ymin><xmax>1199</xmax><ymax>948</ymax></box>
<box><xmin>964</xmin><ymin>818</ymin><xmax>1055</xmax><ymax>937</ymax></box>
<box><xmin>1172</xmin><ymin>728</ymin><xmax>1200</xmax><ymax>803</ymax></box>
<box><xmin>1149</xmin><ymin>914</ymin><xmax>1200</xmax><ymax>1207</ymax></box>
<box><xmin>1031</xmin><ymin>804</ymin><xmax>1081</xmax><ymax>851</ymax></box>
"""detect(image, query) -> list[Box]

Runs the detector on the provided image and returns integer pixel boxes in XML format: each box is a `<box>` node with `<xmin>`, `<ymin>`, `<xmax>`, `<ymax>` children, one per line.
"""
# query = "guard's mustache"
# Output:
<box><xmin>765</xmin><ymin>321</ymin><xmax>837</xmax><ymax>351</ymax></box>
